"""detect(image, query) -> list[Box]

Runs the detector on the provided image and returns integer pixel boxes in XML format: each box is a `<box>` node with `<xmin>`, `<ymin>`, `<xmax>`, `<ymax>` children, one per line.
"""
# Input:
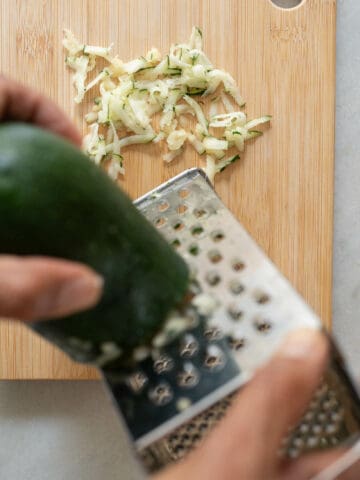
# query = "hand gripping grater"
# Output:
<box><xmin>102</xmin><ymin>168</ymin><xmax>360</xmax><ymax>474</ymax></box>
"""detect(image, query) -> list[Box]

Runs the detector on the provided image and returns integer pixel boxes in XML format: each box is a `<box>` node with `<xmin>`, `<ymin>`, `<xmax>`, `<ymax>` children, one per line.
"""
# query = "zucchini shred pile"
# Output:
<box><xmin>64</xmin><ymin>27</ymin><xmax>270</xmax><ymax>184</ymax></box>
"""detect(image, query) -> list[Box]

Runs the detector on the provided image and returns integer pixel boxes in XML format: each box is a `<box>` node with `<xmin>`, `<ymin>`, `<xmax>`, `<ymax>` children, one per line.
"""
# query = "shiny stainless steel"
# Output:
<box><xmin>106</xmin><ymin>168</ymin><xmax>360</xmax><ymax>473</ymax></box>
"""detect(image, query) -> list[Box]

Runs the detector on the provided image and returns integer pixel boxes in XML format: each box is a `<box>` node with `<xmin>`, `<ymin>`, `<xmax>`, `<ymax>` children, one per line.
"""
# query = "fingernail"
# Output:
<box><xmin>277</xmin><ymin>328</ymin><xmax>322</xmax><ymax>359</ymax></box>
<box><xmin>35</xmin><ymin>273</ymin><xmax>103</xmax><ymax>319</ymax></box>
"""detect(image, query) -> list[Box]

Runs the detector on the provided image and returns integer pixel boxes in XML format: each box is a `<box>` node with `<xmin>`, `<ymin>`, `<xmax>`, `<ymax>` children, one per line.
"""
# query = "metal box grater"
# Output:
<box><xmin>103</xmin><ymin>168</ymin><xmax>360</xmax><ymax>473</ymax></box>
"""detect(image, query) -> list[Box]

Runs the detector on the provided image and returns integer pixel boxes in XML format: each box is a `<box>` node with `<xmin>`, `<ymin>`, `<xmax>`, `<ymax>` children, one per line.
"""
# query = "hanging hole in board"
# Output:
<box><xmin>269</xmin><ymin>0</ymin><xmax>303</xmax><ymax>9</ymax></box>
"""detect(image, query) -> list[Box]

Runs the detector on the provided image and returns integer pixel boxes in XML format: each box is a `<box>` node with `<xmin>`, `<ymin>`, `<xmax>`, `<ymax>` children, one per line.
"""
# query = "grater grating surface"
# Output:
<box><xmin>103</xmin><ymin>168</ymin><xmax>360</xmax><ymax>472</ymax></box>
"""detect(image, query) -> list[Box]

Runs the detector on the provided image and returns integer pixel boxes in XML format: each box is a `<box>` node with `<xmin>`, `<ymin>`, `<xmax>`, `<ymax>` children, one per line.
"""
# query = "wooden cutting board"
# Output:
<box><xmin>0</xmin><ymin>0</ymin><xmax>336</xmax><ymax>379</ymax></box>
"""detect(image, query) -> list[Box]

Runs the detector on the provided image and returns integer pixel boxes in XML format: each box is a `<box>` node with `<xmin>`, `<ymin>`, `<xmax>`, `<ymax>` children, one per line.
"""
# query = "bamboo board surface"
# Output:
<box><xmin>0</xmin><ymin>0</ymin><xmax>336</xmax><ymax>379</ymax></box>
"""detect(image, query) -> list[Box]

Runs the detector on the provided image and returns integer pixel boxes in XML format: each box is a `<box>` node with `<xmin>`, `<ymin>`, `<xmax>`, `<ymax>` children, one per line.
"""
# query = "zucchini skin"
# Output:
<box><xmin>0</xmin><ymin>123</ymin><xmax>189</xmax><ymax>364</ymax></box>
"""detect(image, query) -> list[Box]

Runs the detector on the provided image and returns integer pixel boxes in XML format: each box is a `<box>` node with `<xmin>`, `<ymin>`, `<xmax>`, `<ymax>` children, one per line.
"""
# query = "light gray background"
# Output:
<box><xmin>0</xmin><ymin>1</ymin><xmax>358</xmax><ymax>479</ymax></box>
<box><xmin>332</xmin><ymin>0</ymin><xmax>360</xmax><ymax>380</ymax></box>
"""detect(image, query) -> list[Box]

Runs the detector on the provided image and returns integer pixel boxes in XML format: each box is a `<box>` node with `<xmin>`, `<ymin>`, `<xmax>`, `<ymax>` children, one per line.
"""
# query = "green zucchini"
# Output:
<box><xmin>0</xmin><ymin>123</ymin><xmax>189</xmax><ymax>366</ymax></box>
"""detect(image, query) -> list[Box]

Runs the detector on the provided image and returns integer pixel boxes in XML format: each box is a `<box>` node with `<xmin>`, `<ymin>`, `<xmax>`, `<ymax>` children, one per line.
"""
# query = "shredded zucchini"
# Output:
<box><xmin>64</xmin><ymin>26</ymin><xmax>270</xmax><ymax>183</ymax></box>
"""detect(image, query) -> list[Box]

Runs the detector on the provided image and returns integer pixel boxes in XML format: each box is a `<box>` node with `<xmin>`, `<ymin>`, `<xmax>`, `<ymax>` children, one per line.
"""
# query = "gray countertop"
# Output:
<box><xmin>0</xmin><ymin>381</ymin><xmax>143</xmax><ymax>480</ymax></box>
<box><xmin>1</xmin><ymin>1</ymin><xmax>358</xmax><ymax>479</ymax></box>
<box><xmin>332</xmin><ymin>0</ymin><xmax>360</xmax><ymax>380</ymax></box>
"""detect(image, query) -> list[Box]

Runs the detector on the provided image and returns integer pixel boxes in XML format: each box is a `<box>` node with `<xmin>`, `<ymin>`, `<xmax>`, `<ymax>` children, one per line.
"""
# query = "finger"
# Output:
<box><xmin>0</xmin><ymin>75</ymin><xmax>82</xmax><ymax>146</ymax></box>
<box><xmin>217</xmin><ymin>330</ymin><xmax>327</xmax><ymax>459</ymax></box>
<box><xmin>282</xmin><ymin>448</ymin><xmax>360</xmax><ymax>480</ymax></box>
<box><xmin>0</xmin><ymin>255</ymin><xmax>103</xmax><ymax>320</ymax></box>
<box><xmin>155</xmin><ymin>329</ymin><xmax>329</xmax><ymax>480</ymax></box>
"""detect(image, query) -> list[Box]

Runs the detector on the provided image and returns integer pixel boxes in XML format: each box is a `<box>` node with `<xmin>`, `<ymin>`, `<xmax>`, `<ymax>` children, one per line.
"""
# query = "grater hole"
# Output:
<box><xmin>148</xmin><ymin>382</ymin><xmax>173</xmax><ymax>406</ymax></box>
<box><xmin>306</xmin><ymin>437</ymin><xmax>319</xmax><ymax>448</ymax></box>
<box><xmin>155</xmin><ymin>217</ymin><xmax>167</xmax><ymax>228</ymax></box>
<box><xmin>186</xmin><ymin>423</ymin><xmax>196</xmax><ymax>433</ymax></box>
<box><xmin>193</xmin><ymin>208</ymin><xmax>207</xmax><ymax>218</ymax></box>
<box><xmin>158</xmin><ymin>201</ymin><xmax>170</xmax><ymax>212</ymax></box>
<box><xmin>324</xmin><ymin>399</ymin><xmax>338</xmax><ymax>411</ymax></box>
<box><xmin>299</xmin><ymin>423</ymin><xmax>310</xmax><ymax>434</ymax></box>
<box><xmin>254</xmin><ymin>291</ymin><xmax>271</xmax><ymax>304</ymax></box>
<box><xmin>153</xmin><ymin>355</ymin><xmax>174</xmax><ymax>374</ymax></box>
<box><xmin>182</xmin><ymin>433</ymin><xmax>190</xmax><ymax>442</ymax></box>
<box><xmin>204</xmin><ymin>327</ymin><xmax>223</xmax><ymax>341</ymax></box>
<box><xmin>317</xmin><ymin>413</ymin><xmax>327</xmax><ymax>423</ymax></box>
<box><xmin>288</xmin><ymin>448</ymin><xmax>300</xmax><ymax>459</ymax></box>
<box><xmin>180</xmin><ymin>335</ymin><xmax>199</xmax><ymax>357</ymax></box>
<box><xmin>228</xmin><ymin>336</ymin><xmax>246</xmax><ymax>350</ymax></box>
<box><xmin>207</xmin><ymin>249</ymin><xmax>223</xmax><ymax>264</ymax></box>
<box><xmin>229</xmin><ymin>279</ymin><xmax>245</xmax><ymax>295</ymax></box>
<box><xmin>191</xmin><ymin>225</ymin><xmax>205</xmax><ymax>238</ymax></box>
<box><xmin>177</xmin><ymin>204</ymin><xmax>188</xmax><ymax>215</ymax></box>
<box><xmin>179</xmin><ymin>188</ymin><xmax>190</xmax><ymax>199</ymax></box>
<box><xmin>188</xmin><ymin>244</ymin><xmax>200</xmax><ymax>256</ymax></box>
<box><xmin>231</xmin><ymin>259</ymin><xmax>246</xmax><ymax>272</ymax></box>
<box><xmin>177</xmin><ymin>363</ymin><xmax>199</xmax><ymax>388</ymax></box>
<box><xmin>331</xmin><ymin>411</ymin><xmax>344</xmax><ymax>424</ymax></box>
<box><xmin>204</xmin><ymin>345</ymin><xmax>226</xmax><ymax>371</ymax></box>
<box><xmin>254</xmin><ymin>318</ymin><xmax>272</xmax><ymax>333</ymax></box>
<box><xmin>174</xmin><ymin>445</ymin><xmax>185</xmax><ymax>457</ymax></box>
<box><xmin>211</xmin><ymin>230</ymin><xmax>225</xmax><ymax>242</ymax></box>
<box><xmin>126</xmin><ymin>371</ymin><xmax>148</xmax><ymax>393</ymax></box>
<box><xmin>325</xmin><ymin>424</ymin><xmax>339</xmax><ymax>435</ymax></box>
<box><xmin>293</xmin><ymin>437</ymin><xmax>305</xmax><ymax>449</ymax></box>
<box><xmin>205</xmin><ymin>271</ymin><xmax>221</xmax><ymax>286</ymax></box>
<box><xmin>164</xmin><ymin>394</ymin><xmax>236</xmax><ymax>461</ymax></box>
<box><xmin>173</xmin><ymin>221</ymin><xmax>185</xmax><ymax>231</ymax></box>
<box><xmin>312</xmin><ymin>424</ymin><xmax>323</xmax><ymax>435</ymax></box>
<box><xmin>172</xmin><ymin>238</ymin><xmax>181</xmax><ymax>249</ymax></box>
<box><xmin>228</xmin><ymin>304</ymin><xmax>243</xmax><ymax>320</ymax></box>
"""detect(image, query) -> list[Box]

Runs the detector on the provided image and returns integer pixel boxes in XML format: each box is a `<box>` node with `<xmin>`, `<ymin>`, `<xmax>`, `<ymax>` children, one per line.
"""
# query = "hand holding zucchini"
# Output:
<box><xmin>0</xmin><ymin>123</ymin><xmax>189</xmax><ymax>366</ymax></box>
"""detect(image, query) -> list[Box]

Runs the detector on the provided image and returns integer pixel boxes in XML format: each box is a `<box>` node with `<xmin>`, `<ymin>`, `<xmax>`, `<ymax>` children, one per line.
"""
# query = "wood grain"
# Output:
<box><xmin>0</xmin><ymin>0</ymin><xmax>336</xmax><ymax>379</ymax></box>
